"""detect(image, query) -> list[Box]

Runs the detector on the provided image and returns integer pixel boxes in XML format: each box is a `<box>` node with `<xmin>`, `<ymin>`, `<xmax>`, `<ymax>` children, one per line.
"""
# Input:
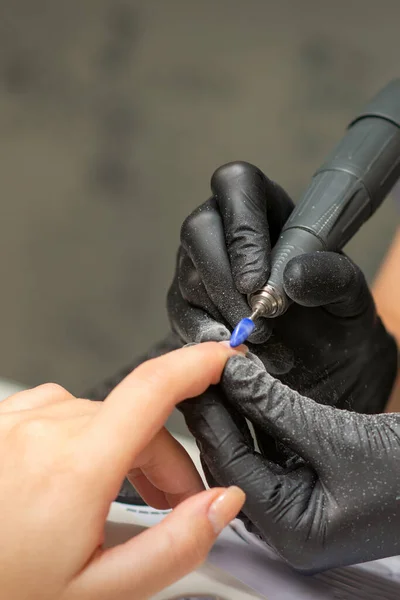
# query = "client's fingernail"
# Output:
<box><xmin>219</xmin><ymin>341</ymin><xmax>249</xmax><ymax>356</ymax></box>
<box><xmin>183</xmin><ymin>342</ymin><xmax>197</xmax><ymax>348</ymax></box>
<box><xmin>219</xmin><ymin>340</ymin><xmax>232</xmax><ymax>348</ymax></box>
<box><xmin>236</xmin><ymin>344</ymin><xmax>249</xmax><ymax>356</ymax></box>
<box><xmin>208</xmin><ymin>486</ymin><xmax>246</xmax><ymax>534</ymax></box>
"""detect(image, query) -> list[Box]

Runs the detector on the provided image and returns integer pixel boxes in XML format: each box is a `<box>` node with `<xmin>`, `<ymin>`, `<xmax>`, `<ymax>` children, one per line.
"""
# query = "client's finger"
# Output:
<box><xmin>70</xmin><ymin>487</ymin><xmax>245</xmax><ymax>599</ymax></box>
<box><xmin>86</xmin><ymin>342</ymin><xmax>242</xmax><ymax>477</ymax></box>
<box><xmin>0</xmin><ymin>383</ymin><xmax>74</xmax><ymax>414</ymax></box>
<box><xmin>128</xmin><ymin>427</ymin><xmax>204</xmax><ymax>509</ymax></box>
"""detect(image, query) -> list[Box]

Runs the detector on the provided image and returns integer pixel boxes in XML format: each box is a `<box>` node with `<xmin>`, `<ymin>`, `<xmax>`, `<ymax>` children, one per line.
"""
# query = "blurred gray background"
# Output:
<box><xmin>0</xmin><ymin>0</ymin><xmax>399</xmax><ymax>403</ymax></box>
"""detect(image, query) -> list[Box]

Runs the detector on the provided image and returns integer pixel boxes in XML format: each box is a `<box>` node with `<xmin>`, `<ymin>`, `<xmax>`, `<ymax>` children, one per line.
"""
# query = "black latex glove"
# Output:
<box><xmin>182</xmin><ymin>354</ymin><xmax>400</xmax><ymax>573</ymax></box>
<box><xmin>168</xmin><ymin>161</ymin><xmax>397</xmax><ymax>413</ymax></box>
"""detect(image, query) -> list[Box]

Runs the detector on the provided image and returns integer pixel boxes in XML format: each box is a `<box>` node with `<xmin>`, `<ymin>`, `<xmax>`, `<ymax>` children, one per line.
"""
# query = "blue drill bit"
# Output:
<box><xmin>230</xmin><ymin>318</ymin><xmax>256</xmax><ymax>347</ymax></box>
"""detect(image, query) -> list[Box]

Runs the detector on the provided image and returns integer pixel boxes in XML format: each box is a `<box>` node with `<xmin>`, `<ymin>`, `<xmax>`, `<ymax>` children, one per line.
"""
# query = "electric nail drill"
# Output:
<box><xmin>231</xmin><ymin>79</ymin><xmax>400</xmax><ymax>347</ymax></box>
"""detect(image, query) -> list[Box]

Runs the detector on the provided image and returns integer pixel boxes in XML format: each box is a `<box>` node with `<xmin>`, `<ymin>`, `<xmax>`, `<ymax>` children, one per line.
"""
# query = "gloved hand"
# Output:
<box><xmin>168</xmin><ymin>161</ymin><xmax>397</xmax><ymax>412</ymax></box>
<box><xmin>181</xmin><ymin>354</ymin><xmax>400</xmax><ymax>573</ymax></box>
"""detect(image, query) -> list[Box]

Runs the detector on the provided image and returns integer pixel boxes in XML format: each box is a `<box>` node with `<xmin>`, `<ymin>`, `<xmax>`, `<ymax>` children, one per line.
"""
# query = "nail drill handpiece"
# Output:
<box><xmin>231</xmin><ymin>79</ymin><xmax>400</xmax><ymax>347</ymax></box>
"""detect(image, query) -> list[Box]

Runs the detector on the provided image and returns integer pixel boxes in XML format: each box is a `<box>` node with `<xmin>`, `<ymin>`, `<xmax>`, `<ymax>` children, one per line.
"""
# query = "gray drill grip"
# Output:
<box><xmin>261</xmin><ymin>80</ymin><xmax>400</xmax><ymax>313</ymax></box>
<box><xmin>281</xmin><ymin>79</ymin><xmax>400</xmax><ymax>251</ymax></box>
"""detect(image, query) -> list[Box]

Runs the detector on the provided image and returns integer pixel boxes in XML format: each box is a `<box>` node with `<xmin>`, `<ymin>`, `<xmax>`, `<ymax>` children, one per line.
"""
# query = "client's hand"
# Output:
<box><xmin>0</xmin><ymin>342</ymin><xmax>245</xmax><ymax>600</ymax></box>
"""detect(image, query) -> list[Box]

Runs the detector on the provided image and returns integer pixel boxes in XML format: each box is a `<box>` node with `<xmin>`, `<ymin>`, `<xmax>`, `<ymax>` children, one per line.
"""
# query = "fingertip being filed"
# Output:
<box><xmin>178</xmin><ymin>341</ymin><xmax>250</xmax><ymax>389</ymax></box>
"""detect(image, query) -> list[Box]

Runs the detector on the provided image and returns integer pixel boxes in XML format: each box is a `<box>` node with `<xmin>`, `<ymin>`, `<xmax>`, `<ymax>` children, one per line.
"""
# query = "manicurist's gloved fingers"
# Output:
<box><xmin>221</xmin><ymin>355</ymin><xmax>332</xmax><ymax>466</ymax></box>
<box><xmin>181</xmin><ymin>384</ymin><xmax>316</xmax><ymax>551</ymax></box>
<box><xmin>180</xmin><ymin>384</ymin><xmax>256</xmax><ymax>452</ymax></box>
<box><xmin>180</xmin><ymin>387</ymin><xmax>254</xmax><ymax>491</ymax></box>
<box><xmin>283</xmin><ymin>252</ymin><xmax>374</xmax><ymax>317</ymax></box>
<box><xmin>211</xmin><ymin>161</ymin><xmax>293</xmax><ymax>294</ymax></box>
<box><xmin>168</xmin><ymin>271</ymin><xmax>231</xmax><ymax>343</ymax></box>
<box><xmin>180</xmin><ymin>197</ymin><xmax>271</xmax><ymax>343</ymax></box>
<box><xmin>177</xmin><ymin>247</ymin><xmax>225</xmax><ymax>323</ymax></box>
